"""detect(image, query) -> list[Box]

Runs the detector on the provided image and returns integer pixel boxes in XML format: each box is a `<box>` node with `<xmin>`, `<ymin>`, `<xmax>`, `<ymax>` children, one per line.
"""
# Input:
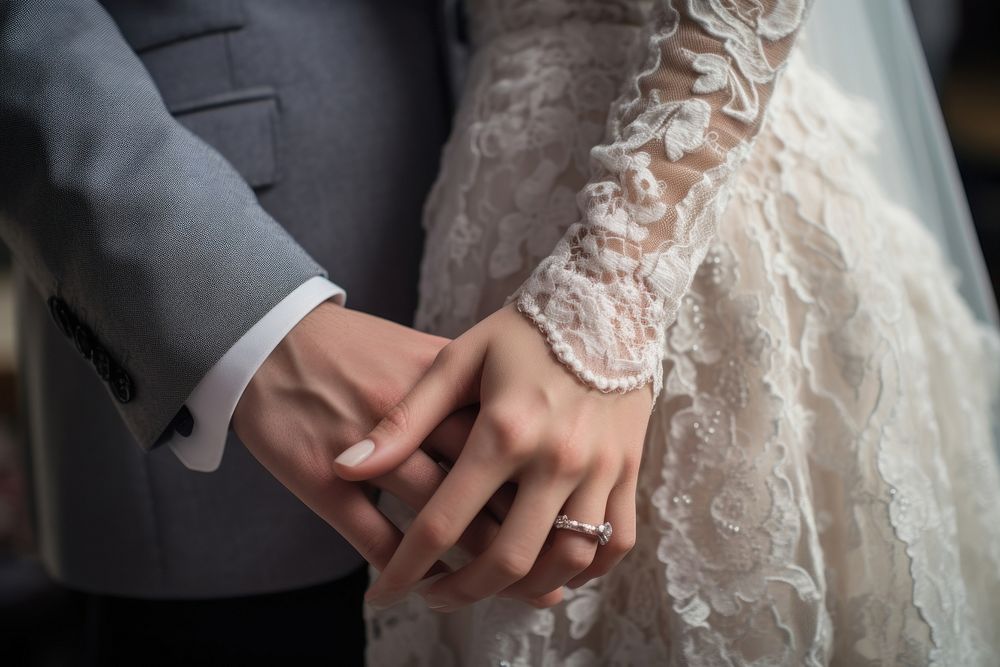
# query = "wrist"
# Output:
<box><xmin>233</xmin><ymin>298</ymin><xmax>347</xmax><ymax>435</ymax></box>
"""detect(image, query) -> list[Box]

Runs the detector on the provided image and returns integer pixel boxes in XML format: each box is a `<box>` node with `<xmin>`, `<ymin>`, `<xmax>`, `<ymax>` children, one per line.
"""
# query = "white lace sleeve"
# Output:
<box><xmin>510</xmin><ymin>0</ymin><xmax>814</xmax><ymax>399</ymax></box>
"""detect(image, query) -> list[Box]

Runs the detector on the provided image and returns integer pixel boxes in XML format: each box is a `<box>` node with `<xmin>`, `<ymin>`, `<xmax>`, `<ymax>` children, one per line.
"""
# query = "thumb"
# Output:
<box><xmin>333</xmin><ymin>341</ymin><xmax>480</xmax><ymax>481</ymax></box>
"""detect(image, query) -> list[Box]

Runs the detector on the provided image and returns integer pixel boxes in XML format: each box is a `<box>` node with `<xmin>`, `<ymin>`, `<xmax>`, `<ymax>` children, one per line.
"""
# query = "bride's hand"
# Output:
<box><xmin>333</xmin><ymin>303</ymin><xmax>652</xmax><ymax>611</ymax></box>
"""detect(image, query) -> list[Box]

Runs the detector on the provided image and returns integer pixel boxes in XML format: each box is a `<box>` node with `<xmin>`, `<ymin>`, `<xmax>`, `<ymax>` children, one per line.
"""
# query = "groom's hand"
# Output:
<box><xmin>231</xmin><ymin>301</ymin><xmax>460</xmax><ymax>569</ymax></box>
<box><xmin>231</xmin><ymin>301</ymin><xmax>562</xmax><ymax>609</ymax></box>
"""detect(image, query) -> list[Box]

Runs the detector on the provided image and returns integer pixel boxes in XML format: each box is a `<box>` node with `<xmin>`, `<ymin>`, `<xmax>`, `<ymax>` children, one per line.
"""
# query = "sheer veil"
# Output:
<box><xmin>803</xmin><ymin>0</ymin><xmax>1000</xmax><ymax>458</ymax></box>
<box><xmin>802</xmin><ymin>0</ymin><xmax>999</xmax><ymax>327</ymax></box>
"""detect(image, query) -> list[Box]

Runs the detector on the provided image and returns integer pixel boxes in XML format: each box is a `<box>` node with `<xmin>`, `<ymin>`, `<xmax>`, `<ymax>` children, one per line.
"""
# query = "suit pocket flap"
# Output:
<box><xmin>172</xmin><ymin>88</ymin><xmax>280</xmax><ymax>190</ymax></box>
<box><xmin>104</xmin><ymin>0</ymin><xmax>246</xmax><ymax>52</ymax></box>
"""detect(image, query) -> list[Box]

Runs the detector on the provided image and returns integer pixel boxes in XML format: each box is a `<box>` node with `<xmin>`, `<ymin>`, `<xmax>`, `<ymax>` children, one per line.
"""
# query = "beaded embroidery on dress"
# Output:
<box><xmin>367</xmin><ymin>1</ymin><xmax>1000</xmax><ymax>664</ymax></box>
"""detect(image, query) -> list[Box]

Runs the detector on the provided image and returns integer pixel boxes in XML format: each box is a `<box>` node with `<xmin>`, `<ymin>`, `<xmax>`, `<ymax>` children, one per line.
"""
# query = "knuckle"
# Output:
<box><xmin>380</xmin><ymin>400</ymin><xmax>412</xmax><ymax>439</ymax></box>
<box><xmin>493</xmin><ymin>551</ymin><xmax>533</xmax><ymax>580</ymax></box>
<box><xmin>356</xmin><ymin>531</ymin><xmax>392</xmax><ymax>571</ymax></box>
<box><xmin>415</xmin><ymin>513</ymin><xmax>457</xmax><ymax>552</ymax></box>
<box><xmin>482</xmin><ymin>413</ymin><xmax>536</xmax><ymax>462</ymax></box>
<box><xmin>484</xmin><ymin>407</ymin><xmax>527</xmax><ymax>443</ymax></box>
<box><xmin>542</xmin><ymin>443</ymin><xmax>588</xmax><ymax>479</ymax></box>
<box><xmin>557</xmin><ymin>543</ymin><xmax>597</xmax><ymax>573</ymax></box>
<box><xmin>364</xmin><ymin>381</ymin><xmax>405</xmax><ymax>419</ymax></box>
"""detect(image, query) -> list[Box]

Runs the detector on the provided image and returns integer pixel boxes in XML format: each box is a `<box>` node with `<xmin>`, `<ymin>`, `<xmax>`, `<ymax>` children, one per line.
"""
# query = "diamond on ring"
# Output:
<box><xmin>553</xmin><ymin>514</ymin><xmax>614</xmax><ymax>546</ymax></box>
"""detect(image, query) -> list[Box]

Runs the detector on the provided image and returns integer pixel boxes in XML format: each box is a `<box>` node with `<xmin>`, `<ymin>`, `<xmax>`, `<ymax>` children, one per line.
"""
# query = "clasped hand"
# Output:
<box><xmin>234</xmin><ymin>301</ymin><xmax>651</xmax><ymax>613</ymax></box>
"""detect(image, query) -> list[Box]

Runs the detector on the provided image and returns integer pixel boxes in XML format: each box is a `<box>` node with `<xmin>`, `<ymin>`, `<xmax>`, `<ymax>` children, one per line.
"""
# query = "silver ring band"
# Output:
<box><xmin>553</xmin><ymin>514</ymin><xmax>613</xmax><ymax>546</ymax></box>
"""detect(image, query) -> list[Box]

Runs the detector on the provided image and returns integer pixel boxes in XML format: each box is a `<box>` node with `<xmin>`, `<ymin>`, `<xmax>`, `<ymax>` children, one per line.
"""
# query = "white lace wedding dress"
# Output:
<box><xmin>367</xmin><ymin>0</ymin><xmax>1000</xmax><ymax>664</ymax></box>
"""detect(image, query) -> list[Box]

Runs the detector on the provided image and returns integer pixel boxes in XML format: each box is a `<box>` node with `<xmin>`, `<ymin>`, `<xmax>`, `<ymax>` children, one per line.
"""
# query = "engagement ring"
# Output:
<box><xmin>553</xmin><ymin>514</ymin><xmax>613</xmax><ymax>546</ymax></box>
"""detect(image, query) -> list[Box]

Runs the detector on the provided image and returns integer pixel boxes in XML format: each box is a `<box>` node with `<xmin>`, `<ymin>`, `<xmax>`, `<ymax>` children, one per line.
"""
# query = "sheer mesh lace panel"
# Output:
<box><xmin>509</xmin><ymin>0</ymin><xmax>812</xmax><ymax>399</ymax></box>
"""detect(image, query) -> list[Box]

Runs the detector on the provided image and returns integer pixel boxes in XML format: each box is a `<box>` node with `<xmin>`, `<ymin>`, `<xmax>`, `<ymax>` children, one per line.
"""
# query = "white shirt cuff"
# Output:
<box><xmin>167</xmin><ymin>275</ymin><xmax>346</xmax><ymax>472</ymax></box>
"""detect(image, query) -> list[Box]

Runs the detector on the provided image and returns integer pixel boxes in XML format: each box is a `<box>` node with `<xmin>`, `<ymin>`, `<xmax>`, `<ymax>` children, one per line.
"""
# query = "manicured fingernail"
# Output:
<box><xmin>423</xmin><ymin>595</ymin><xmax>449</xmax><ymax>611</ymax></box>
<box><xmin>336</xmin><ymin>439</ymin><xmax>375</xmax><ymax>466</ymax></box>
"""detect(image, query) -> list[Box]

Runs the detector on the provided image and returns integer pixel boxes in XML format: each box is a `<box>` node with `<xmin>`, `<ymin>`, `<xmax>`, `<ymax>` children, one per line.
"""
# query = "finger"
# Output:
<box><xmin>566</xmin><ymin>477</ymin><xmax>637</xmax><ymax>589</ymax></box>
<box><xmin>530</xmin><ymin>588</ymin><xmax>565</xmax><ymax>609</ymax></box>
<box><xmin>420</xmin><ymin>475</ymin><xmax>574</xmax><ymax>612</ymax></box>
<box><xmin>483</xmin><ymin>483</ymin><xmax>518</xmax><ymax>525</ymax></box>
<box><xmin>420</xmin><ymin>409</ymin><xmax>518</xmax><ymax>523</ymax></box>
<box><xmin>372</xmin><ymin>452</ymin><xmax>554</xmax><ymax>609</ymax></box>
<box><xmin>373</xmin><ymin>448</ymin><xmax>499</xmax><ymax>559</ymax></box>
<box><xmin>500</xmin><ymin>474</ymin><xmax>615</xmax><ymax>600</ymax></box>
<box><xmin>333</xmin><ymin>339</ymin><xmax>483</xmax><ymax>482</ymax></box>
<box><xmin>364</xmin><ymin>419</ymin><xmax>514</xmax><ymax>608</ymax></box>
<box><xmin>304</xmin><ymin>479</ymin><xmax>408</xmax><ymax>572</ymax></box>
<box><xmin>244</xmin><ymin>434</ymin><xmax>448</xmax><ymax>576</ymax></box>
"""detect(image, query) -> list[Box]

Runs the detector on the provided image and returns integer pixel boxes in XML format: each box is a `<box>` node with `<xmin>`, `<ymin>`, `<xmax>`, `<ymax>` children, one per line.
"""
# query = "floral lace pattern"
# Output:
<box><xmin>508</xmin><ymin>0</ymin><xmax>809</xmax><ymax>400</ymax></box>
<box><xmin>379</xmin><ymin>1</ymin><xmax>1000</xmax><ymax>665</ymax></box>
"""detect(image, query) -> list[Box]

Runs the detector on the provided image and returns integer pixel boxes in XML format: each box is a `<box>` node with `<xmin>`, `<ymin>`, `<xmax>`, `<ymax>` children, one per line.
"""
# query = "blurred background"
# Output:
<box><xmin>1</xmin><ymin>0</ymin><xmax>998</xmax><ymax>663</ymax></box>
<box><xmin>934</xmin><ymin>0</ymin><xmax>1000</xmax><ymax>300</ymax></box>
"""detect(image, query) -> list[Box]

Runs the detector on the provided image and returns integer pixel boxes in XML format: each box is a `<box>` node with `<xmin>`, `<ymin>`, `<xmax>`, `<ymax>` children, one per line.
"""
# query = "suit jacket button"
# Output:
<box><xmin>72</xmin><ymin>323</ymin><xmax>95</xmax><ymax>360</ymax></box>
<box><xmin>110</xmin><ymin>365</ymin><xmax>134</xmax><ymax>404</ymax></box>
<box><xmin>48</xmin><ymin>297</ymin><xmax>75</xmax><ymax>337</ymax></box>
<box><xmin>92</xmin><ymin>346</ymin><xmax>112</xmax><ymax>381</ymax></box>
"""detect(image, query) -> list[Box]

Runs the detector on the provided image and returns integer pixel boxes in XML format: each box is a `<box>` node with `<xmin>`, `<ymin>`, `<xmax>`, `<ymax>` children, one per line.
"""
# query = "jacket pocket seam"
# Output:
<box><xmin>168</xmin><ymin>86</ymin><xmax>277</xmax><ymax>117</ymax></box>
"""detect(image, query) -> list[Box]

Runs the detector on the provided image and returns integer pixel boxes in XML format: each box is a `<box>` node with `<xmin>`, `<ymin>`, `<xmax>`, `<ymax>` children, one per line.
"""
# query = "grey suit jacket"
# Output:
<box><xmin>0</xmin><ymin>0</ymin><xmax>457</xmax><ymax>597</ymax></box>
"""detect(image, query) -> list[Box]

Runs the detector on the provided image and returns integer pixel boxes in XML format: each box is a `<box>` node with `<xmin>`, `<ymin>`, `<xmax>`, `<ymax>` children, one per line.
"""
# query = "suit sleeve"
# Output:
<box><xmin>0</xmin><ymin>0</ymin><xmax>325</xmax><ymax>449</ymax></box>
